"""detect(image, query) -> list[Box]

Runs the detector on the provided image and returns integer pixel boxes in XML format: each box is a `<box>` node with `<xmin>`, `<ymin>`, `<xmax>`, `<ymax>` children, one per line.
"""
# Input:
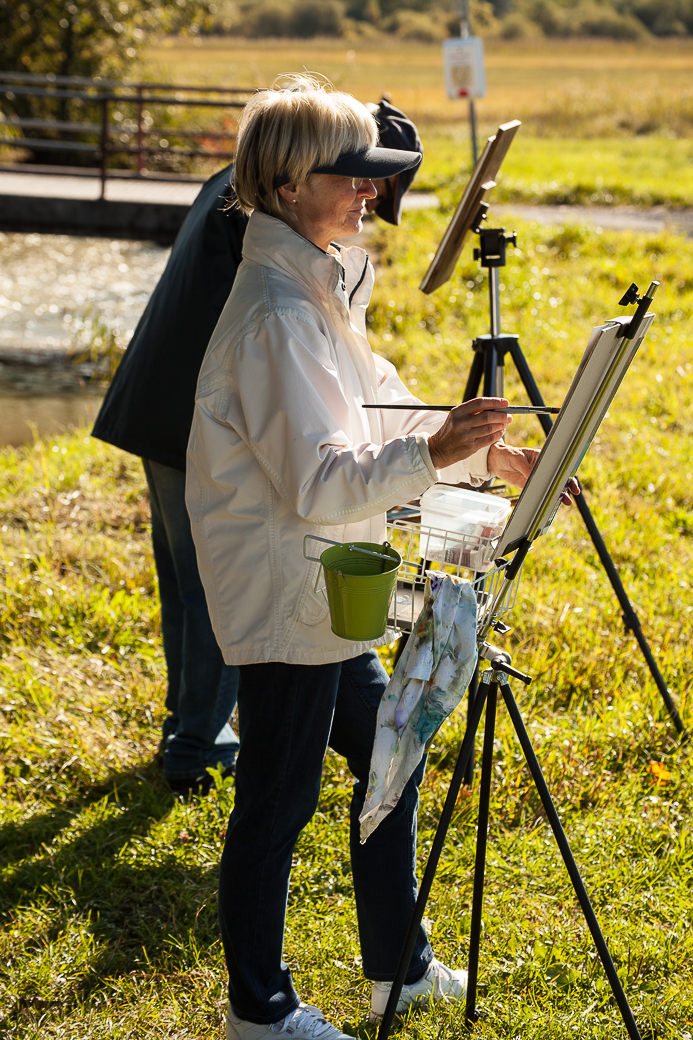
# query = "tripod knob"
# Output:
<box><xmin>473</xmin><ymin>248</ymin><xmax>481</xmax><ymax>261</ymax></box>
<box><xmin>619</xmin><ymin>282</ymin><xmax>640</xmax><ymax>306</ymax></box>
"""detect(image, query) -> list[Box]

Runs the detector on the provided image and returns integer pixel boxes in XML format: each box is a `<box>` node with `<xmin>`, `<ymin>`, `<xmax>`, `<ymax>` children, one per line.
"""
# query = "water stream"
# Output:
<box><xmin>0</xmin><ymin>231</ymin><xmax>170</xmax><ymax>447</ymax></box>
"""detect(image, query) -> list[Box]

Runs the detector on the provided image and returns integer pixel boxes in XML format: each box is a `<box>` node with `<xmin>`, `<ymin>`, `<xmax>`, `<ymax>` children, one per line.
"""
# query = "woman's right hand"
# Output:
<box><xmin>427</xmin><ymin>398</ymin><xmax>512</xmax><ymax>470</ymax></box>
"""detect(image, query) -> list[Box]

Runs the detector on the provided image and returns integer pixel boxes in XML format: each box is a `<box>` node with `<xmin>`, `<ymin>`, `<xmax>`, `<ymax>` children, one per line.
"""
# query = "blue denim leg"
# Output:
<box><xmin>219</xmin><ymin>659</ymin><xmax>342</xmax><ymax>1023</ymax></box>
<box><xmin>218</xmin><ymin>652</ymin><xmax>431</xmax><ymax>1024</ymax></box>
<box><xmin>143</xmin><ymin>458</ymin><xmax>239</xmax><ymax>778</ymax></box>
<box><xmin>330</xmin><ymin>652</ymin><xmax>432</xmax><ymax>983</ymax></box>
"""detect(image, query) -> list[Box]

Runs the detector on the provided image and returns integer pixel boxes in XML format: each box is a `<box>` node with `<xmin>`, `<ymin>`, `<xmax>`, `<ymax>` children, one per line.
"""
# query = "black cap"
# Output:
<box><xmin>372</xmin><ymin>99</ymin><xmax>423</xmax><ymax>225</ymax></box>
<box><xmin>274</xmin><ymin>142</ymin><xmax>420</xmax><ymax>189</ymax></box>
<box><xmin>313</xmin><ymin>145</ymin><xmax>421</xmax><ymax>181</ymax></box>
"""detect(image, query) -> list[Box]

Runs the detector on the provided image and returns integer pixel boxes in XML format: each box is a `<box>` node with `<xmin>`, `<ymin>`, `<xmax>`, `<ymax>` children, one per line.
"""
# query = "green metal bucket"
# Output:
<box><xmin>320</xmin><ymin>541</ymin><xmax>401</xmax><ymax>641</ymax></box>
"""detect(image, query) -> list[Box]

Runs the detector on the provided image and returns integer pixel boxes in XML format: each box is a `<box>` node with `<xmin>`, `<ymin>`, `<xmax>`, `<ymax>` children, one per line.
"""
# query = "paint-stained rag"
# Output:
<box><xmin>359</xmin><ymin>571</ymin><xmax>477</xmax><ymax>842</ymax></box>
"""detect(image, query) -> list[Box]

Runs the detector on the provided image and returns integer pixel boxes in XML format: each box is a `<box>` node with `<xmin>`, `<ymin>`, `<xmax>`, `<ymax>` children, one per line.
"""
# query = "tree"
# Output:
<box><xmin>0</xmin><ymin>0</ymin><xmax>215</xmax><ymax>164</ymax></box>
<box><xmin>0</xmin><ymin>0</ymin><xmax>155</xmax><ymax>85</ymax></box>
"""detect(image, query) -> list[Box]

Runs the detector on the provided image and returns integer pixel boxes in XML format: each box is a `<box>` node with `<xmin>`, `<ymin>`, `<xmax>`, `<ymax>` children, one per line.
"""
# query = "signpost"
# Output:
<box><xmin>443</xmin><ymin>0</ymin><xmax>486</xmax><ymax>163</ymax></box>
<box><xmin>442</xmin><ymin>37</ymin><xmax>486</xmax><ymax>101</ymax></box>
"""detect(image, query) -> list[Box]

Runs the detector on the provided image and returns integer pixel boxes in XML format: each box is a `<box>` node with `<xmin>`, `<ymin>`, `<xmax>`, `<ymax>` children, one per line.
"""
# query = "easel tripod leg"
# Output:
<box><xmin>463</xmin><ymin>663</ymin><xmax>479</xmax><ymax>787</ymax></box>
<box><xmin>508</xmin><ymin>338</ymin><xmax>686</xmax><ymax>739</ymax></box>
<box><xmin>463</xmin><ymin>349</ymin><xmax>485</xmax><ymax>401</ymax></box>
<box><xmin>574</xmin><ymin>495</ymin><xmax>687</xmax><ymax>737</ymax></box>
<box><xmin>376</xmin><ymin>679</ymin><xmax>490</xmax><ymax>1040</ymax></box>
<box><xmin>466</xmin><ymin>678</ymin><xmax>498</xmax><ymax>1022</ymax></box>
<box><xmin>499</xmin><ymin>679</ymin><xmax>643</xmax><ymax>1040</ymax></box>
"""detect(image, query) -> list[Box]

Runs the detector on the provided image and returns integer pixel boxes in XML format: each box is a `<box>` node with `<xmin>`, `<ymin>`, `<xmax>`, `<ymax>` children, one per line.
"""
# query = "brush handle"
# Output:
<box><xmin>361</xmin><ymin>404</ymin><xmax>560</xmax><ymax>414</ymax></box>
<box><xmin>362</xmin><ymin>404</ymin><xmax>453</xmax><ymax>412</ymax></box>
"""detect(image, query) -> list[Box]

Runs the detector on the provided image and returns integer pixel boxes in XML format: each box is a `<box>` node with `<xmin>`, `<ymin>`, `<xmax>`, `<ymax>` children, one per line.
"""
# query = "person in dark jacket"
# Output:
<box><xmin>92</xmin><ymin>99</ymin><xmax>423</xmax><ymax>794</ymax></box>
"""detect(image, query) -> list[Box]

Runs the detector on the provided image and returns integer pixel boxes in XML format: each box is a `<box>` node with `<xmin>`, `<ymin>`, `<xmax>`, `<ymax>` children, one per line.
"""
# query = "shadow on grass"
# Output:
<box><xmin>0</xmin><ymin>805</ymin><xmax>76</xmax><ymax>869</ymax></box>
<box><xmin>0</xmin><ymin>758</ymin><xmax>173</xmax><ymax>867</ymax></box>
<box><xmin>0</xmin><ymin>762</ymin><xmax>226</xmax><ymax>1025</ymax></box>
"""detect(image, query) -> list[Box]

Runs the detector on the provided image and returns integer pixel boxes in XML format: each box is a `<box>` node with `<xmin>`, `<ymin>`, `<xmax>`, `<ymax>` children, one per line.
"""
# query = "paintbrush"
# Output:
<box><xmin>362</xmin><ymin>404</ymin><xmax>560</xmax><ymax>414</ymax></box>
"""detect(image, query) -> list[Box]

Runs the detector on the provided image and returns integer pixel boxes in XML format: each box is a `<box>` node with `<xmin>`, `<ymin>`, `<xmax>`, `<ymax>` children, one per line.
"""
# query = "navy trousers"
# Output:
<box><xmin>143</xmin><ymin>458</ymin><xmax>239</xmax><ymax>779</ymax></box>
<box><xmin>218</xmin><ymin>650</ymin><xmax>432</xmax><ymax>1023</ymax></box>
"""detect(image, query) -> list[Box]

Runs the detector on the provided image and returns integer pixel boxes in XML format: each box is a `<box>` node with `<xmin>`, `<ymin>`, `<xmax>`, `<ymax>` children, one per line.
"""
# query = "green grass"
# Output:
<box><xmin>138</xmin><ymin>36</ymin><xmax>693</xmax><ymax>207</ymax></box>
<box><xmin>417</xmin><ymin>135</ymin><xmax>693</xmax><ymax>210</ymax></box>
<box><xmin>2</xmin><ymin>218</ymin><xmax>693</xmax><ymax>1037</ymax></box>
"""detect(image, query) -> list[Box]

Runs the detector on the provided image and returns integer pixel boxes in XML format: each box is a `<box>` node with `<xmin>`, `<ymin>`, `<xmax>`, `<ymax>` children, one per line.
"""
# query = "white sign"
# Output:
<box><xmin>442</xmin><ymin>37</ymin><xmax>486</xmax><ymax>99</ymax></box>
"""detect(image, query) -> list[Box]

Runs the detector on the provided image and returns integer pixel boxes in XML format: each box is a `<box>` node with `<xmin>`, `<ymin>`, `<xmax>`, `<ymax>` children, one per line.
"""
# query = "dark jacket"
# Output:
<box><xmin>92</xmin><ymin>164</ymin><xmax>248</xmax><ymax>470</ymax></box>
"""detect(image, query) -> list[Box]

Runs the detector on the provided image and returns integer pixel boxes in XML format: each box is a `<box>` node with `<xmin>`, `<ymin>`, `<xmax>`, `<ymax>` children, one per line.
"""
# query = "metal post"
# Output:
<box><xmin>99</xmin><ymin>95</ymin><xmax>109</xmax><ymax>200</ymax></box>
<box><xmin>456</xmin><ymin>0</ymin><xmax>478</xmax><ymax>167</ymax></box>
<box><xmin>136</xmin><ymin>84</ymin><xmax>144</xmax><ymax>175</ymax></box>
<box><xmin>489</xmin><ymin>266</ymin><xmax>501</xmax><ymax>339</ymax></box>
<box><xmin>469</xmin><ymin>99</ymin><xmax>478</xmax><ymax>165</ymax></box>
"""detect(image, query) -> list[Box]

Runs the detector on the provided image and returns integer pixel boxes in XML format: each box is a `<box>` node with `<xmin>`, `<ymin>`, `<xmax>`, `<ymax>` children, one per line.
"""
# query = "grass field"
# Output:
<box><xmin>142</xmin><ymin>36</ymin><xmax>693</xmax><ymax>138</ymax></box>
<box><xmin>138</xmin><ymin>36</ymin><xmax>693</xmax><ymax>208</ymax></box>
<box><xmin>2</xmin><ymin>211</ymin><xmax>692</xmax><ymax>1037</ymax></box>
<box><xmin>415</xmin><ymin>136</ymin><xmax>693</xmax><ymax>209</ymax></box>
<box><xmin>2</xmin><ymin>29</ymin><xmax>693</xmax><ymax>1040</ymax></box>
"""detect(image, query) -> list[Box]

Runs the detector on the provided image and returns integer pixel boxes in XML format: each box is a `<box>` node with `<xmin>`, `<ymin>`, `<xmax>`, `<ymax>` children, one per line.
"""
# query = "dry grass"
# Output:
<box><xmin>141</xmin><ymin>36</ymin><xmax>693</xmax><ymax>137</ymax></box>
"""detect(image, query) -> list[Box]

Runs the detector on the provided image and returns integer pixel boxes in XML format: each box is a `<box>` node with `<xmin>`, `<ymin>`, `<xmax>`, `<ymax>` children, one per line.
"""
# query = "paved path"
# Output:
<box><xmin>0</xmin><ymin>170</ymin><xmax>442</xmax><ymax>210</ymax></box>
<box><xmin>1</xmin><ymin>171</ymin><xmax>691</xmax><ymax>233</ymax></box>
<box><xmin>0</xmin><ymin>170</ymin><xmax>204</xmax><ymax>205</ymax></box>
<box><xmin>493</xmin><ymin>203</ymin><xmax>693</xmax><ymax>237</ymax></box>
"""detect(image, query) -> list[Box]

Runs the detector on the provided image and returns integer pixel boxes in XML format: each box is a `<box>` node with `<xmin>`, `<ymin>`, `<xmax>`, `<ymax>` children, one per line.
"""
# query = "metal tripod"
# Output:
<box><xmin>462</xmin><ymin>210</ymin><xmax>686</xmax><ymax>746</ymax></box>
<box><xmin>377</xmin><ymin>548</ymin><xmax>645</xmax><ymax>1040</ymax></box>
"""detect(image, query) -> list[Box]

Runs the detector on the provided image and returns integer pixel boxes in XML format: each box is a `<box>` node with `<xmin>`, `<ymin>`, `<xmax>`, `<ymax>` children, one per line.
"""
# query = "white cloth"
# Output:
<box><xmin>359</xmin><ymin>572</ymin><xmax>478</xmax><ymax>842</ymax></box>
<box><xmin>186</xmin><ymin>210</ymin><xmax>492</xmax><ymax>665</ymax></box>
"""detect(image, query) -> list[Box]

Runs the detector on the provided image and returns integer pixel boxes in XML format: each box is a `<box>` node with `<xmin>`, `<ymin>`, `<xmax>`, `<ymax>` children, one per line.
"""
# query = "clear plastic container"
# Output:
<box><xmin>419</xmin><ymin>485</ymin><xmax>512</xmax><ymax>571</ymax></box>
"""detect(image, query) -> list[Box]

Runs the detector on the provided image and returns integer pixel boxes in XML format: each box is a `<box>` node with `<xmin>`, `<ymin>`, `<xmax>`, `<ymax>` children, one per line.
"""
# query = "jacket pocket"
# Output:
<box><xmin>296</xmin><ymin>525</ymin><xmax>345</xmax><ymax>626</ymax></box>
<box><xmin>296</xmin><ymin>558</ymin><xmax>331</xmax><ymax>626</ymax></box>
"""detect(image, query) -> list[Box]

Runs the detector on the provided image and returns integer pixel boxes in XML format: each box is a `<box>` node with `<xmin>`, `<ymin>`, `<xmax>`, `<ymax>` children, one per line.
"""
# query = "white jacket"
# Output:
<box><xmin>187</xmin><ymin>210</ymin><xmax>491</xmax><ymax>665</ymax></box>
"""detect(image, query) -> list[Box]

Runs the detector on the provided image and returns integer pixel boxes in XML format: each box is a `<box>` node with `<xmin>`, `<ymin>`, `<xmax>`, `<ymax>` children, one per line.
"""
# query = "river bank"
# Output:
<box><xmin>2</xmin><ymin>200</ymin><xmax>691</xmax><ymax>447</ymax></box>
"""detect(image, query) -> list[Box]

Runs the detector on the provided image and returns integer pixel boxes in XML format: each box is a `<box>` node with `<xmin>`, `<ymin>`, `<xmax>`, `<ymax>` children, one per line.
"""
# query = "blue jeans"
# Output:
<box><xmin>143</xmin><ymin>458</ymin><xmax>239</xmax><ymax>779</ymax></box>
<box><xmin>218</xmin><ymin>651</ymin><xmax>432</xmax><ymax>1024</ymax></box>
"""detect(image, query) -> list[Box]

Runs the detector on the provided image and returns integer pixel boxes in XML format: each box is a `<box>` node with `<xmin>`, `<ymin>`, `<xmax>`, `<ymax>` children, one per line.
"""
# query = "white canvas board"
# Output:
<box><xmin>495</xmin><ymin>312</ymin><xmax>655</xmax><ymax>558</ymax></box>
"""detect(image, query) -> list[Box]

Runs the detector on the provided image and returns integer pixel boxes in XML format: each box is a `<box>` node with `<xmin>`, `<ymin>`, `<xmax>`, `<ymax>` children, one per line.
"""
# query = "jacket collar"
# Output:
<box><xmin>242</xmin><ymin>209</ymin><xmax>371</xmax><ymax>307</ymax></box>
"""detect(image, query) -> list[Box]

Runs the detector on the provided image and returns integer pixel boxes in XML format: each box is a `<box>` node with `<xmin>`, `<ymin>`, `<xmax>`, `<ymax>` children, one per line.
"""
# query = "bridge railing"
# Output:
<box><xmin>0</xmin><ymin>72</ymin><xmax>256</xmax><ymax>197</ymax></box>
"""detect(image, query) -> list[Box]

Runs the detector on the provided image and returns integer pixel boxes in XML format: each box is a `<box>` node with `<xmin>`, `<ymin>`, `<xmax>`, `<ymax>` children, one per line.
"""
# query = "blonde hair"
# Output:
<box><xmin>234</xmin><ymin>74</ymin><xmax>377</xmax><ymax>222</ymax></box>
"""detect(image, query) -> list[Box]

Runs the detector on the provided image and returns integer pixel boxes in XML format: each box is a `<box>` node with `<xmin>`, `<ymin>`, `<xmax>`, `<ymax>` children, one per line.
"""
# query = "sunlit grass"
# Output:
<box><xmin>1</xmin><ymin>219</ymin><xmax>693</xmax><ymax>1036</ymax></box>
<box><xmin>417</xmin><ymin>135</ymin><xmax>693</xmax><ymax>210</ymax></box>
<box><xmin>139</xmin><ymin>36</ymin><xmax>693</xmax><ymax>207</ymax></box>
<box><xmin>142</xmin><ymin>35</ymin><xmax>693</xmax><ymax>138</ymax></box>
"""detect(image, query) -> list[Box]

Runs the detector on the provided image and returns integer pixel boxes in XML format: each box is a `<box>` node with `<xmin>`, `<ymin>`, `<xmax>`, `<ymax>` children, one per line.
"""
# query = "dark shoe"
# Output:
<box><xmin>154</xmin><ymin>715</ymin><xmax>178</xmax><ymax>769</ymax></box>
<box><xmin>153</xmin><ymin>737</ymin><xmax>167</xmax><ymax>769</ymax></box>
<box><xmin>166</xmin><ymin>765</ymin><xmax>235</xmax><ymax>797</ymax></box>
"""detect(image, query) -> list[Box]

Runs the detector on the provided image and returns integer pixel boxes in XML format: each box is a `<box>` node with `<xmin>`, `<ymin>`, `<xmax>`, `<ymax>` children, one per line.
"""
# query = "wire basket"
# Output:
<box><xmin>385</xmin><ymin>517</ymin><xmax>524</xmax><ymax>636</ymax></box>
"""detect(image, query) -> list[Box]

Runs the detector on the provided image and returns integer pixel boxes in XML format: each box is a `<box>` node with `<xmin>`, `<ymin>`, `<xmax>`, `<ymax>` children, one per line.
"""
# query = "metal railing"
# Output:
<box><xmin>0</xmin><ymin>72</ymin><xmax>257</xmax><ymax>198</ymax></box>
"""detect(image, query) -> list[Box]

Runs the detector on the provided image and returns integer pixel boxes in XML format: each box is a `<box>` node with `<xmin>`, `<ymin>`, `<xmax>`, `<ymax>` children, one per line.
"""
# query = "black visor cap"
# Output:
<box><xmin>313</xmin><ymin>145</ymin><xmax>421</xmax><ymax>180</ymax></box>
<box><xmin>274</xmin><ymin>145</ymin><xmax>421</xmax><ymax>189</ymax></box>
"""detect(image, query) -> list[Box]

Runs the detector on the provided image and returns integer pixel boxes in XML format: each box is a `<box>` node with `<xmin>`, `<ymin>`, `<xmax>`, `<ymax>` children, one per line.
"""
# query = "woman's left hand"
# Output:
<box><xmin>487</xmin><ymin>442</ymin><xmax>580</xmax><ymax>504</ymax></box>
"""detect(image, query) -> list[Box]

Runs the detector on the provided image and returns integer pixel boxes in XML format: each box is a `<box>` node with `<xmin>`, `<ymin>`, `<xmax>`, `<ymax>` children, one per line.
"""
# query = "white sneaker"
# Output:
<box><xmin>369</xmin><ymin>958</ymin><xmax>468</xmax><ymax>1022</ymax></box>
<box><xmin>227</xmin><ymin>1002</ymin><xmax>351</xmax><ymax>1040</ymax></box>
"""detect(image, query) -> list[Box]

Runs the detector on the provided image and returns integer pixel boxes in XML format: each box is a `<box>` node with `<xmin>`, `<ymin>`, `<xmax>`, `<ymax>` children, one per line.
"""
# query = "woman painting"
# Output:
<box><xmin>187</xmin><ymin>76</ymin><xmax>542</xmax><ymax>1040</ymax></box>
